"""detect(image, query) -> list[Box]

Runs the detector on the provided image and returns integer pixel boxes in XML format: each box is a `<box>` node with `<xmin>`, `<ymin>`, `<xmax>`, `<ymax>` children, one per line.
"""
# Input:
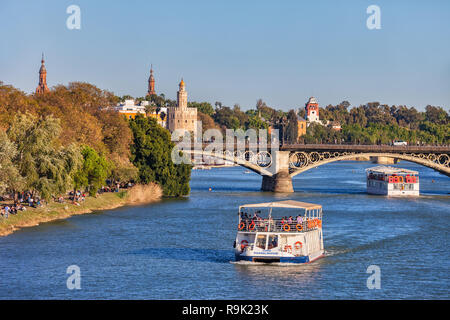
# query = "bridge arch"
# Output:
<box><xmin>289</xmin><ymin>152</ymin><xmax>450</xmax><ymax>177</ymax></box>
<box><xmin>184</xmin><ymin>149</ymin><xmax>275</xmax><ymax>176</ymax></box>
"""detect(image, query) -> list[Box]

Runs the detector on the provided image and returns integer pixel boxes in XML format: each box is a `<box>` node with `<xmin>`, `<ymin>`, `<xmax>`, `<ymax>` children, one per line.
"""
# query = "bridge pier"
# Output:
<box><xmin>261</xmin><ymin>151</ymin><xmax>294</xmax><ymax>193</ymax></box>
<box><xmin>261</xmin><ymin>171</ymin><xmax>293</xmax><ymax>193</ymax></box>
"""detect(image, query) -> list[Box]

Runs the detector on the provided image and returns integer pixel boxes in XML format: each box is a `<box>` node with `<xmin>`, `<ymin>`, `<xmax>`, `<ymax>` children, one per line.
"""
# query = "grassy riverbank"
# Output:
<box><xmin>0</xmin><ymin>184</ymin><xmax>162</xmax><ymax>237</ymax></box>
<box><xmin>0</xmin><ymin>192</ymin><xmax>127</xmax><ymax>237</ymax></box>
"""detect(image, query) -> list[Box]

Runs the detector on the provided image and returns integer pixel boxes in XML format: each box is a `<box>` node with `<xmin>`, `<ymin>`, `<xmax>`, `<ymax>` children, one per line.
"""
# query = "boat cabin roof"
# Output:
<box><xmin>240</xmin><ymin>200</ymin><xmax>322</xmax><ymax>210</ymax></box>
<box><xmin>366</xmin><ymin>166</ymin><xmax>418</xmax><ymax>175</ymax></box>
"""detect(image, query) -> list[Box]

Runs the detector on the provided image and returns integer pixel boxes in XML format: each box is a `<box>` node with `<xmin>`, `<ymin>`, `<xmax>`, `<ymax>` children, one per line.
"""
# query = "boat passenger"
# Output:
<box><xmin>271</xmin><ymin>237</ymin><xmax>277</xmax><ymax>248</ymax></box>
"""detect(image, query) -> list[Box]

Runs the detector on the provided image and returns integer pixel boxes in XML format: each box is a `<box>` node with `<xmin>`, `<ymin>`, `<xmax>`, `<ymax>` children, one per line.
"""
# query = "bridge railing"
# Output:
<box><xmin>237</xmin><ymin>218</ymin><xmax>322</xmax><ymax>233</ymax></box>
<box><xmin>280</xmin><ymin>144</ymin><xmax>450</xmax><ymax>153</ymax></box>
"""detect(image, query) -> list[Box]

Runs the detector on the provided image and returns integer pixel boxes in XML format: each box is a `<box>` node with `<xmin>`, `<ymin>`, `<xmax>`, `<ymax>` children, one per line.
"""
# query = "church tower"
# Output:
<box><xmin>147</xmin><ymin>65</ymin><xmax>156</xmax><ymax>96</ymax></box>
<box><xmin>35</xmin><ymin>53</ymin><xmax>49</xmax><ymax>94</ymax></box>
<box><xmin>305</xmin><ymin>97</ymin><xmax>320</xmax><ymax>123</ymax></box>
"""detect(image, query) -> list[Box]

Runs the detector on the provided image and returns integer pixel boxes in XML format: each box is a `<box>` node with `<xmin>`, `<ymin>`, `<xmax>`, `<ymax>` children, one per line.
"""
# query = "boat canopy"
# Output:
<box><xmin>239</xmin><ymin>200</ymin><xmax>322</xmax><ymax>210</ymax></box>
<box><xmin>366</xmin><ymin>166</ymin><xmax>418</xmax><ymax>175</ymax></box>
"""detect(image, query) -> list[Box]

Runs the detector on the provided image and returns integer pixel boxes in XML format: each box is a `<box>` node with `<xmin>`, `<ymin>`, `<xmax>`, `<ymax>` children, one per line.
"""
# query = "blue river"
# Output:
<box><xmin>0</xmin><ymin>161</ymin><xmax>449</xmax><ymax>299</ymax></box>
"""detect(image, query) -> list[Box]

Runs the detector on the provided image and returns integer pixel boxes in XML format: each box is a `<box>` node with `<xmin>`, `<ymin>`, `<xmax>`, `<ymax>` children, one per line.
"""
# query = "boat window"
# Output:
<box><xmin>267</xmin><ymin>235</ymin><xmax>278</xmax><ymax>249</ymax></box>
<box><xmin>256</xmin><ymin>235</ymin><xmax>267</xmax><ymax>250</ymax></box>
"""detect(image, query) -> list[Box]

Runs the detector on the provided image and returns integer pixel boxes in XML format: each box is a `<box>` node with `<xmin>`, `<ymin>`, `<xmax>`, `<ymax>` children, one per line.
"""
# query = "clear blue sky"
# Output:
<box><xmin>1</xmin><ymin>0</ymin><xmax>449</xmax><ymax>111</ymax></box>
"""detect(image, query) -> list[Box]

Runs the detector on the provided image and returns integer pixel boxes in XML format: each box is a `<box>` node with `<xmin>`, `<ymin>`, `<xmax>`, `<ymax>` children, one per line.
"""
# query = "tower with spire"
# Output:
<box><xmin>35</xmin><ymin>53</ymin><xmax>49</xmax><ymax>94</ymax></box>
<box><xmin>167</xmin><ymin>78</ymin><xmax>197</xmax><ymax>135</ymax></box>
<box><xmin>147</xmin><ymin>65</ymin><xmax>156</xmax><ymax>96</ymax></box>
<box><xmin>176</xmin><ymin>78</ymin><xmax>187</xmax><ymax>109</ymax></box>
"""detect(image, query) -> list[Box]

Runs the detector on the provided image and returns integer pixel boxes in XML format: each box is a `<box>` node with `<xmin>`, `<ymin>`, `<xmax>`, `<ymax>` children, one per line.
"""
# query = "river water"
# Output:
<box><xmin>0</xmin><ymin>161</ymin><xmax>449</xmax><ymax>299</ymax></box>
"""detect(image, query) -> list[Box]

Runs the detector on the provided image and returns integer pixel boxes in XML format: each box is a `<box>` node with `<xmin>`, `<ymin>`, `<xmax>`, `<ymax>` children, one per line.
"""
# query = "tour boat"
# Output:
<box><xmin>366</xmin><ymin>166</ymin><xmax>419</xmax><ymax>196</ymax></box>
<box><xmin>234</xmin><ymin>200</ymin><xmax>324</xmax><ymax>264</ymax></box>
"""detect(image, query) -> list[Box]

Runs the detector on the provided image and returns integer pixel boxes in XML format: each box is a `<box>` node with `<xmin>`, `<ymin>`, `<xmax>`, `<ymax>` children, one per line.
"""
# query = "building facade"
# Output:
<box><xmin>114</xmin><ymin>99</ymin><xmax>146</xmax><ymax>119</ymax></box>
<box><xmin>35</xmin><ymin>54</ymin><xmax>49</xmax><ymax>94</ymax></box>
<box><xmin>167</xmin><ymin>79</ymin><xmax>197</xmax><ymax>135</ymax></box>
<box><xmin>147</xmin><ymin>106</ymin><xmax>168</xmax><ymax>128</ymax></box>
<box><xmin>297</xmin><ymin>117</ymin><xmax>307</xmax><ymax>137</ymax></box>
<box><xmin>305</xmin><ymin>97</ymin><xmax>320</xmax><ymax>124</ymax></box>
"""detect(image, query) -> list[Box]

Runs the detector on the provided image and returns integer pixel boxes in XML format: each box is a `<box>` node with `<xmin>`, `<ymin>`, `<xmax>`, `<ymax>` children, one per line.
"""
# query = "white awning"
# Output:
<box><xmin>366</xmin><ymin>166</ymin><xmax>418</xmax><ymax>175</ymax></box>
<box><xmin>240</xmin><ymin>200</ymin><xmax>322</xmax><ymax>210</ymax></box>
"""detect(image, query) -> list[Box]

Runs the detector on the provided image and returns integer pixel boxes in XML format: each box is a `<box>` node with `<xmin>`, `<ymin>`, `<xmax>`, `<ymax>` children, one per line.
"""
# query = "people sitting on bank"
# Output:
<box><xmin>1</xmin><ymin>203</ymin><xmax>26</xmax><ymax>218</ymax></box>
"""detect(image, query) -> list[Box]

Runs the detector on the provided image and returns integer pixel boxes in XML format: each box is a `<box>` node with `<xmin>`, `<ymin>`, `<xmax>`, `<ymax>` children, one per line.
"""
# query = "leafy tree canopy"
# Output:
<box><xmin>129</xmin><ymin>116</ymin><xmax>191</xmax><ymax>197</ymax></box>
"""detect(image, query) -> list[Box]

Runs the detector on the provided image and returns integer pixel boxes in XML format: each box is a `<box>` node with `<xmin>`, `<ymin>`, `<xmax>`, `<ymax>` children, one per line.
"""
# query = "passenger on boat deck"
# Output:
<box><xmin>288</xmin><ymin>216</ymin><xmax>293</xmax><ymax>224</ymax></box>
<box><xmin>297</xmin><ymin>215</ymin><xmax>303</xmax><ymax>224</ymax></box>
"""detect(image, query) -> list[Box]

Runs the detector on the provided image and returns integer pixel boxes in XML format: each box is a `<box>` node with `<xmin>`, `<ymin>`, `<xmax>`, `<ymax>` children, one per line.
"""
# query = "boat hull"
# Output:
<box><xmin>235</xmin><ymin>250</ymin><xmax>324</xmax><ymax>264</ymax></box>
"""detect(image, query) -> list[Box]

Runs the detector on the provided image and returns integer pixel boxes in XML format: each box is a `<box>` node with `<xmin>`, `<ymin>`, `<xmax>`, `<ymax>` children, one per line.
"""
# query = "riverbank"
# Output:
<box><xmin>0</xmin><ymin>184</ymin><xmax>162</xmax><ymax>237</ymax></box>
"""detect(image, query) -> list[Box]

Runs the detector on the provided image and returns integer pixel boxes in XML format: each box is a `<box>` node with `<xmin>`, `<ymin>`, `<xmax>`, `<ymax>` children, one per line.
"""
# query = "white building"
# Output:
<box><xmin>114</xmin><ymin>99</ymin><xmax>146</xmax><ymax>119</ymax></box>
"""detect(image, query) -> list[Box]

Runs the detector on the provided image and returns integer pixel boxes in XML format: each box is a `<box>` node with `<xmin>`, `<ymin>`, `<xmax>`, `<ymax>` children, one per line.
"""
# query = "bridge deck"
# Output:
<box><xmin>198</xmin><ymin>143</ymin><xmax>449</xmax><ymax>153</ymax></box>
<box><xmin>280</xmin><ymin>144</ymin><xmax>450</xmax><ymax>153</ymax></box>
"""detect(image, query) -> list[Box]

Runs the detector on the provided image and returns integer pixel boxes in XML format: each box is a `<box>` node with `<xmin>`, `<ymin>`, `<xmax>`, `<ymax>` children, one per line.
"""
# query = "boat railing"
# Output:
<box><xmin>237</xmin><ymin>218</ymin><xmax>321</xmax><ymax>233</ymax></box>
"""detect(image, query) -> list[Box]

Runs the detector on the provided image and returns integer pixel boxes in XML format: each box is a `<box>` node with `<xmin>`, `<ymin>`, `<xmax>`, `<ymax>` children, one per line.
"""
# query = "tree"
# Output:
<box><xmin>285</xmin><ymin>110</ymin><xmax>299</xmax><ymax>144</ymax></box>
<box><xmin>256</xmin><ymin>99</ymin><xmax>279</xmax><ymax>122</ymax></box>
<box><xmin>246</xmin><ymin>114</ymin><xmax>269</xmax><ymax>130</ymax></box>
<box><xmin>0</xmin><ymin>131</ymin><xmax>23</xmax><ymax>195</ymax></box>
<box><xmin>188</xmin><ymin>101</ymin><xmax>214</xmax><ymax>116</ymax></box>
<box><xmin>120</xmin><ymin>95</ymin><xmax>134</xmax><ymax>102</ymax></box>
<box><xmin>425</xmin><ymin>105</ymin><xmax>448</xmax><ymax>125</ymax></box>
<box><xmin>213</xmin><ymin>105</ymin><xmax>241</xmax><ymax>130</ymax></box>
<box><xmin>7</xmin><ymin>113</ymin><xmax>82</xmax><ymax>200</ymax></box>
<box><xmin>197</xmin><ymin>111</ymin><xmax>219</xmax><ymax>133</ymax></box>
<box><xmin>73</xmin><ymin>145</ymin><xmax>111</xmax><ymax>196</ymax></box>
<box><xmin>129</xmin><ymin>116</ymin><xmax>191</xmax><ymax>196</ymax></box>
<box><xmin>147</xmin><ymin>94</ymin><xmax>166</xmax><ymax>109</ymax></box>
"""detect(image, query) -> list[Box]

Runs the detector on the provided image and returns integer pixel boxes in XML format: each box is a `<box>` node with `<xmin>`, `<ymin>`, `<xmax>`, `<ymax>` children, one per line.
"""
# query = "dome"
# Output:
<box><xmin>179</xmin><ymin>78</ymin><xmax>185</xmax><ymax>89</ymax></box>
<box><xmin>308</xmin><ymin>97</ymin><xmax>317</xmax><ymax>104</ymax></box>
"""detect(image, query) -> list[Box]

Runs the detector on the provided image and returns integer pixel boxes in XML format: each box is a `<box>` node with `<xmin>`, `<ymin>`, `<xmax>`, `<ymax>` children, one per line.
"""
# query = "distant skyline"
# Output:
<box><xmin>1</xmin><ymin>0</ymin><xmax>449</xmax><ymax>111</ymax></box>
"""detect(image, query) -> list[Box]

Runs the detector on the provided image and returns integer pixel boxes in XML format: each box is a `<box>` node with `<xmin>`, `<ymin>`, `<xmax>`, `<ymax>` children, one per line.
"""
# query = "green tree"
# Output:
<box><xmin>425</xmin><ymin>105</ymin><xmax>448</xmax><ymax>125</ymax></box>
<box><xmin>0</xmin><ymin>131</ymin><xmax>23</xmax><ymax>195</ymax></box>
<box><xmin>73</xmin><ymin>146</ymin><xmax>111</xmax><ymax>196</ymax></box>
<box><xmin>188</xmin><ymin>101</ymin><xmax>214</xmax><ymax>116</ymax></box>
<box><xmin>285</xmin><ymin>110</ymin><xmax>299</xmax><ymax>143</ymax></box>
<box><xmin>129</xmin><ymin>116</ymin><xmax>191</xmax><ymax>196</ymax></box>
<box><xmin>7</xmin><ymin>113</ymin><xmax>82</xmax><ymax>200</ymax></box>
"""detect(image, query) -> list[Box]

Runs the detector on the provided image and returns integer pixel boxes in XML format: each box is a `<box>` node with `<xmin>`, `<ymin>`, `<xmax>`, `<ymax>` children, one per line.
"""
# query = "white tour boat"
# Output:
<box><xmin>234</xmin><ymin>200</ymin><xmax>324</xmax><ymax>264</ymax></box>
<box><xmin>366</xmin><ymin>166</ymin><xmax>419</xmax><ymax>196</ymax></box>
